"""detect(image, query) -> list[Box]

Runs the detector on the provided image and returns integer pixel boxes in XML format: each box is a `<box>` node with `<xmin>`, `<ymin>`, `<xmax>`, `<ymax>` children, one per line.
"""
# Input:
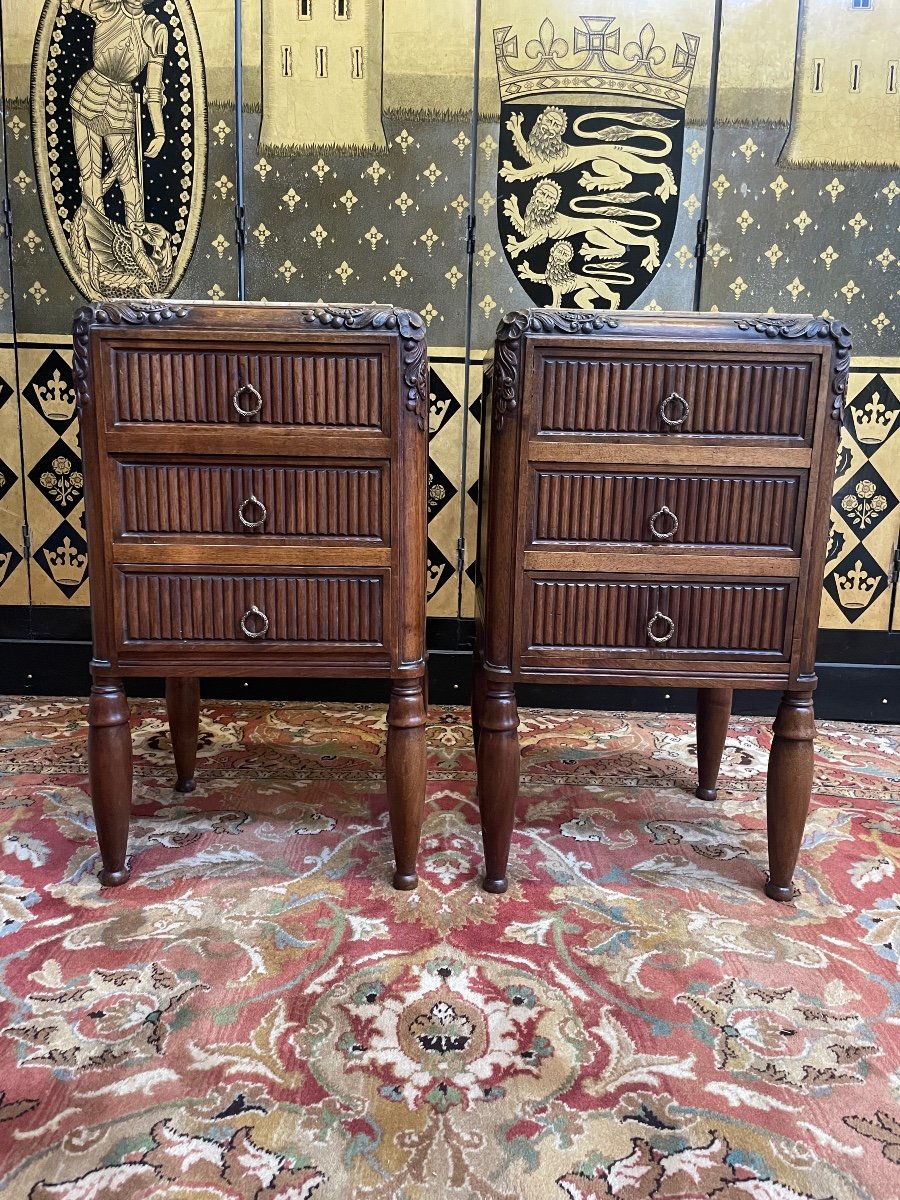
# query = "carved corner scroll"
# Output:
<box><xmin>492</xmin><ymin>308</ymin><xmax>620</xmax><ymax>430</ymax></box>
<box><xmin>72</xmin><ymin>301</ymin><xmax>190</xmax><ymax>412</ymax></box>
<box><xmin>297</xmin><ymin>304</ymin><xmax>429</xmax><ymax>432</ymax></box>
<box><xmin>735</xmin><ymin>315</ymin><xmax>852</xmax><ymax>422</ymax></box>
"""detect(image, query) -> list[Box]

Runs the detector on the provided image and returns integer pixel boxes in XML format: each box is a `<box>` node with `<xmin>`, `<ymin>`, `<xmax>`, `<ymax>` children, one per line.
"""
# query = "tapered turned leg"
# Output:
<box><xmin>87</xmin><ymin>679</ymin><xmax>133</xmax><ymax>887</ymax></box>
<box><xmin>166</xmin><ymin>676</ymin><xmax>200</xmax><ymax>793</ymax></box>
<box><xmin>476</xmin><ymin>684</ymin><xmax>519</xmax><ymax>894</ymax></box>
<box><xmin>765</xmin><ymin>690</ymin><xmax>815</xmax><ymax>902</ymax></box>
<box><xmin>471</xmin><ymin>653</ymin><xmax>487</xmax><ymax>756</ymax></box>
<box><xmin>696</xmin><ymin>687</ymin><xmax>733</xmax><ymax>801</ymax></box>
<box><xmin>386</xmin><ymin>678</ymin><xmax>427</xmax><ymax>890</ymax></box>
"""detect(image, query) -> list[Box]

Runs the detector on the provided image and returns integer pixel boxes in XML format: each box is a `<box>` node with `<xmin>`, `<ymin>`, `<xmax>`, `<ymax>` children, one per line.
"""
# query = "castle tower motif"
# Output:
<box><xmin>783</xmin><ymin>0</ymin><xmax>900</xmax><ymax>166</ymax></box>
<box><xmin>260</xmin><ymin>0</ymin><xmax>386</xmax><ymax>151</ymax></box>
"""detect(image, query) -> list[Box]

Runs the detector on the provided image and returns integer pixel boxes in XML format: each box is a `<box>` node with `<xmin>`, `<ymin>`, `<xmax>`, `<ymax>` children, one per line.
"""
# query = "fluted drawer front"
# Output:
<box><xmin>107</xmin><ymin>346</ymin><xmax>385</xmax><ymax>427</ymax></box>
<box><xmin>531</xmin><ymin>470</ymin><xmax>803</xmax><ymax>551</ymax></box>
<box><xmin>535</xmin><ymin>355</ymin><xmax>813</xmax><ymax>441</ymax></box>
<box><xmin>119</xmin><ymin>571</ymin><xmax>385</xmax><ymax>645</ymax></box>
<box><xmin>528</xmin><ymin>578</ymin><xmax>792</xmax><ymax>658</ymax></box>
<box><xmin>117</xmin><ymin>461</ymin><xmax>387</xmax><ymax>542</ymax></box>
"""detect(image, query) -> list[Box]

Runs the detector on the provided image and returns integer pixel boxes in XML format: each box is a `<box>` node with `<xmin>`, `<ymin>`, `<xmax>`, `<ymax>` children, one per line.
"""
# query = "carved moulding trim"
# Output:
<box><xmin>72</xmin><ymin>301</ymin><xmax>189</xmax><ymax>410</ymax></box>
<box><xmin>295</xmin><ymin>305</ymin><xmax>428</xmax><ymax>431</ymax></box>
<box><xmin>71</xmin><ymin>301</ymin><xmax>430</xmax><ymax>430</ymax></box>
<box><xmin>492</xmin><ymin>308</ymin><xmax>620</xmax><ymax>430</ymax></box>
<box><xmin>735</xmin><ymin>315</ymin><xmax>852</xmax><ymax>422</ymax></box>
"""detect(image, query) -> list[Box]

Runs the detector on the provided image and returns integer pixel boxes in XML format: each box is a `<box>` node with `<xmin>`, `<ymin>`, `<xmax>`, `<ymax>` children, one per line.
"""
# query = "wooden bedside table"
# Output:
<box><xmin>74</xmin><ymin>300</ymin><xmax>429</xmax><ymax>890</ymax></box>
<box><xmin>473</xmin><ymin>309</ymin><xmax>849</xmax><ymax>900</ymax></box>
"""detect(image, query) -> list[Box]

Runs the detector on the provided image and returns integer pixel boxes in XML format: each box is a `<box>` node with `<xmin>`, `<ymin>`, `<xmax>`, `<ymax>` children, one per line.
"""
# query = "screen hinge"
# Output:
<box><xmin>695</xmin><ymin>216</ymin><xmax>709</xmax><ymax>261</ymax></box>
<box><xmin>889</xmin><ymin>540</ymin><xmax>900</xmax><ymax>634</ymax></box>
<box><xmin>456</xmin><ymin>535</ymin><xmax>466</xmax><ymax>576</ymax></box>
<box><xmin>22</xmin><ymin>523</ymin><xmax>31</xmax><ymax>561</ymax></box>
<box><xmin>234</xmin><ymin>202</ymin><xmax>247</xmax><ymax>249</ymax></box>
<box><xmin>465</xmin><ymin>214</ymin><xmax>476</xmax><ymax>257</ymax></box>
<box><xmin>2</xmin><ymin>196</ymin><xmax>12</xmax><ymax>242</ymax></box>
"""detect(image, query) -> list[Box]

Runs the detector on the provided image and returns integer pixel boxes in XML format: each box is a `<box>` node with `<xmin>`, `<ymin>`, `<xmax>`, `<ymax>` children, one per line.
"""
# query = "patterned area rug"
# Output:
<box><xmin>0</xmin><ymin>698</ymin><xmax>898</xmax><ymax>1200</ymax></box>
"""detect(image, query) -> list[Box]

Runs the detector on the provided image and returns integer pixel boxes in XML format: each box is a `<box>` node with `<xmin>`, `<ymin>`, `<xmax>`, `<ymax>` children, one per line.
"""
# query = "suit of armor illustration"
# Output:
<box><xmin>65</xmin><ymin>0</ymin><xmax>170</xmax><ymax>294</ymax></box>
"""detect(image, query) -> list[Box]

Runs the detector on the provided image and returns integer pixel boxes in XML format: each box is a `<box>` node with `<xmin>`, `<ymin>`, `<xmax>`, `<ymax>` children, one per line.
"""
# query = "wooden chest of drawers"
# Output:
<box><xmin>474</xmin><ymin>309</ymin><xmax>849</xmax><ymax>900</ymax></box>
<box><xmin>74</xmin><ymin>300</ymin><xmax>429</xmax><ymax>889</ymax></box>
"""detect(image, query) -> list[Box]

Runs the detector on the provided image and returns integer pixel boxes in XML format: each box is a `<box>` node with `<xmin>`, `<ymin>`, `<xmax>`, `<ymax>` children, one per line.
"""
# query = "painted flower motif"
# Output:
<box><xmin>28</xmin><ymin>1120</ymin><xmax>324</xmax><ymax>1199</ymax></box>
<box><xmin>38</xmin><ymin>456</ymin><xmax>83</xmax><ymax>507</ymax></box>
<box><xmin>3</xmin><ymin>963</ymin><xmax>205</xmax><ymax>1072</ymax></box>
<box><xmin>679</xmin><ymin>978</ymin><xmax>878</xmax><ymax>1090</ymax></box>
<box><xmin>841</xmin><ymin>480</ymin><xmax>889</xmax><ymax>529</ymax></box>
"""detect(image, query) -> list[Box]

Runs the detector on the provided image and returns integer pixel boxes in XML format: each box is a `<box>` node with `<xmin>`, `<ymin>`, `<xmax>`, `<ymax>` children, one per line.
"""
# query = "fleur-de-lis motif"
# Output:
<box><xmin>674</xmin><ymin>244</ymin><xmax>692</xmax><ymax>268</ymax></box>
<box><xmin>764</xmin><ymin>244</ymin><xmax>783</xmax><ymax>267</ymax></box>
<box><xmin>525</xmin><ymin>19</ymin><xmax>567</xmax><ymax>65</ymax></box>
<box><xmin>623</xmin><ymin>23</ymin><xmax>666</xmax><ymax>70</ymax></box>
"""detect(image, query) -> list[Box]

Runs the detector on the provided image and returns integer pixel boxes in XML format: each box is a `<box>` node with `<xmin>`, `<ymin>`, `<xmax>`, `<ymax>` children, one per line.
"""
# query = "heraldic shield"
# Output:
<box><xmin>495</xmin><ymin>17</ymin><xmax>699</xmax><ymax>312</ymax></box>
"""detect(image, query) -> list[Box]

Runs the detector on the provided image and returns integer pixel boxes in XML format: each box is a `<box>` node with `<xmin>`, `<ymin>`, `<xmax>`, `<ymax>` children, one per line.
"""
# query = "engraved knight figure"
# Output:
<box><xmin>64</xmin><ymin>0</ymin><xmax>173</xmax><ymax>297</ymax></box>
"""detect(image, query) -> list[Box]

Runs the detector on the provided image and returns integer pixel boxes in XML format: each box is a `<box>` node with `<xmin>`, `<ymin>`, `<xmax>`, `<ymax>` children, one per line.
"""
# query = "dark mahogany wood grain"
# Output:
<box><xmin>696</xmin><ymin>687</ymin><xmax>733</xmax><ymax>802</ymax></box>
<box><xmin>527</xmin><ymin>578</ymin><xmax>793</xmax><ymax>656</ymax></box>
<box><xmin>107</xmin><ymin>344</ymin><xmax>386</xmax><ymax>428</ymax></box>
<box><xmin>386</xmin><ymin>679</ymin><xmax>427</xmax><ymax>890</ymax></box>
<box><xmin>476</xmin><ymin>308</ymin><xmax>846</xmax><ymax>901</ymax></box>
<box><xmin>119</xmin><ymin>570</ymin><xmax>385</xmax><ymax>646</ymax></box>
<box><xmin>166</xmin><ymin>676</ymin><xmax>200</xmax><ymax>793</ymax></box>
<box><xmin>765</xmin><ymin>690</ymin><xmax>816</xmax><ymax>901</ymax></box>
<box><xmin>117</xmin><ymin>460</ymin><xmax>388</xmax><ymax>542</ymax></box>
<box><xmin>535</xmin><ymin>352</ymin><xmax>814</xmax><ymax>441</ymax></box>
<box><xmin>531</xmin><ymin>469</ymin><xmax>804</xmax><ymax>552</ymax></box>
<box><xmin>86</xmin><ymin>679</ymin><xmax>133</xmax><ymax>886</ymax></box>
<box><xmin>76</xmin><ymin>300</ymin><xmax>429</xmax><ymax>890</ymax></box>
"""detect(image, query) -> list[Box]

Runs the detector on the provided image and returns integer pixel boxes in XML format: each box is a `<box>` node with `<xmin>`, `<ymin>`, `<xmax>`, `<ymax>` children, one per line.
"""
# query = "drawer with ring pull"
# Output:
<box><xmin>528</xmin><ymin>466</ymin><xmax>807</xmax><ymax>554</ymax></box>
<box><xmin>112</xmin><ymin>458</ymin><xmax>390</xmax><ymax>545</ymax></box>
<box><xmin>522</xmin><ymin>574</ymin><xmax>795</xmax><ymax>663</ymax></box>
<box><xmin>530</xmin><ymin>349</ymin><xmax>818</xmax><ymax>444</ymax></box>
<box><xmin>101</xmin><ymin>340</ymin><xmax>391</xmax><ymax>431</ymax></box>
<box><xmin>113</xmin><ymin>566</ymin><xmax>389</xmax><ymax>655</ymax></box>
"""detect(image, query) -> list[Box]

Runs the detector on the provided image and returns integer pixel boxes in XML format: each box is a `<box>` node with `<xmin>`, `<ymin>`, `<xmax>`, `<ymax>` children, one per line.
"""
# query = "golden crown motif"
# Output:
<box><xmin>851</xmin><ymin>390</ymin><xmax>898</xmax><ymax>446</ymax></box>
<box><xmin>34</xmin><ymin>368</ymin><xmax>77</xmax><ymax>422</ymax></box>
<box><xmin>494</xmin><ymin>16</ymin><xmax>699</xmax><ymax>108</ymax></box>
<box><xmin>834</xmin><ymin>559</ymin><xmax>880</xmax><ymax>609</ymax></box>
<box><xmin>43</xmin><ymin>535</ymin><xmax>87</xmax><ymax>588</ymax></box>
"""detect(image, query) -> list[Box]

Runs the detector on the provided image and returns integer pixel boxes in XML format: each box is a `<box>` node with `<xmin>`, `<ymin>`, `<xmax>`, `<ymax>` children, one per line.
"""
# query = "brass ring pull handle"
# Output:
<box><xmin>240</xmin><ymin>605</ymin><xmax>269</xmax><ymax>640</ymax></box>
<box><xmin>238</xmin><ymin>494</ymin><xmax>267</xmax><ymax>529</ymax></box>
<box><xmin>649</xmin><ymin>505</ymin><xmax>679</xmax><ymax>541</ymax></box>
<box><xmin>659</xmin><ymin>392</ymin><xmax>690</xmax><ymax>428</ymax></box>
<box><xmin>647</xmin><ymin>610</ymin><xmax>675</xmax><ymax>645</ymax></box>
<box><xmin>232</xmin><ymin>383</ymin><xmax>263</xmax><ymax>418</ymax></box>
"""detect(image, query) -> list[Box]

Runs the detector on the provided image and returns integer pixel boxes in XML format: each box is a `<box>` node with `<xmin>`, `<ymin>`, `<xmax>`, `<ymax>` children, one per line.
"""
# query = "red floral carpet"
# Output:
<box><xmin>0</xmin><ymin>698</ymin><xmax>898</xmax><ymax>1200</ymax></box>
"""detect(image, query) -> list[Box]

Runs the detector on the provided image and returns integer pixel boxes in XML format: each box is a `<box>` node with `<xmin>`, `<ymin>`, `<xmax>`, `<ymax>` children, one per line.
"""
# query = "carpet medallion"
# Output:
<box><xmin>0</xmin><ymin>699</ymin><xmax>898</xmax><ymax>1199</ymax></box>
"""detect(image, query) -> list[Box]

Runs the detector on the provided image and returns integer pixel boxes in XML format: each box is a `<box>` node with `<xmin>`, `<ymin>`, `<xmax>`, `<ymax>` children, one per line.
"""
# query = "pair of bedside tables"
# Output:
<box><xmin>75</xmin><ymin>302</ymin><xmax>847</xmax><ymax>901</ymax></box>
